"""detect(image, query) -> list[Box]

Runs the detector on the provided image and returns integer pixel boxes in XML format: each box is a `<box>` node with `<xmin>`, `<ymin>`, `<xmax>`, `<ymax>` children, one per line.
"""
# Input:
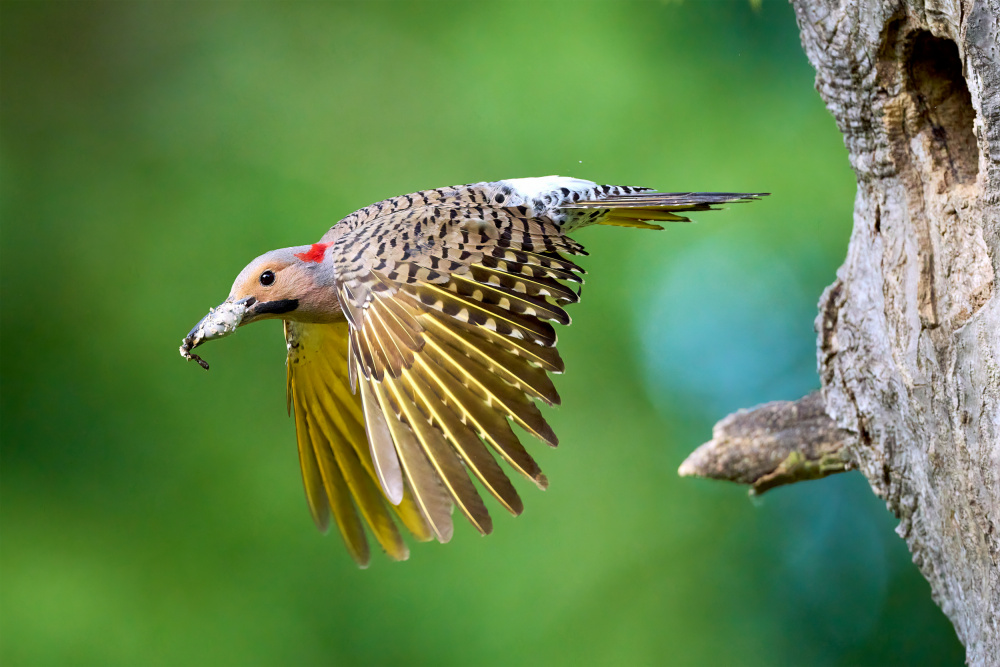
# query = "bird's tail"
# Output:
<box><xmin>565</xmin><ymin>191</ymin><xmax>768</xmax><ymax>231</ymax></box>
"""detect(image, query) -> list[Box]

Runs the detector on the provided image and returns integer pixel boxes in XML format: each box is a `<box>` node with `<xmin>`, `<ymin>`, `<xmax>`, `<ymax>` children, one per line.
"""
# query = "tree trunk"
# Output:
<box><xmin>682</xmin><ymin>1</ymin><xmax>999</xmax><ymax>663</ymax></box>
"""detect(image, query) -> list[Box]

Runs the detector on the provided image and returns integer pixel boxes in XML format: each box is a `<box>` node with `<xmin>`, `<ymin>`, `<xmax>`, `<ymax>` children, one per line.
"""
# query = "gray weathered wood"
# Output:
<box><xmin>679</xmin><ymin>392</ymin><xmax>853</xmax><ymax>494</ymax></box>
<box><xmin>795</xmin><ymin>2</ymin><xmax>998</xmax><ymax>663</ymax></box>
<box><xmin>682</xmin><ymin>2</ymin><xmax>999</xmax><ymax>663</ymax></box>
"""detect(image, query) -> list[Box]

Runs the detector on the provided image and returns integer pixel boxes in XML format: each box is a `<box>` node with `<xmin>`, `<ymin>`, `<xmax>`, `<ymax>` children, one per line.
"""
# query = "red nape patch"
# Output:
<box><xmin>294</xmin><ymin>243</ymin><xmax>331</xmax><ymax>263</ymax></box>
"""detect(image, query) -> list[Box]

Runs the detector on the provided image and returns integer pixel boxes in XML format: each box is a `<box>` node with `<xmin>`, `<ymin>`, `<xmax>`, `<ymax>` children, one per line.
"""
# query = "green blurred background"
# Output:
<box><xmin>1</xmin><ymin>1</ymin><xmax>965</xmax><ymax>665</ymax></box>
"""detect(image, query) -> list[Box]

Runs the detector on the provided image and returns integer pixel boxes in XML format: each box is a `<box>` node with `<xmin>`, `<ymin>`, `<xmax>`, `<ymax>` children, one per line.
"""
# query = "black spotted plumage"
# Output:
<box><xmin>189</xmin><ymin>176</ymin><xmax>766</xmax><ymax>566</ymax></box>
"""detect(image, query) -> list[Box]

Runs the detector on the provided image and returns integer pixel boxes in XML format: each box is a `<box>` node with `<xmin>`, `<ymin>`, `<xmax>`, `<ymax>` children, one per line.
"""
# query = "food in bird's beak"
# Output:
<box><xmin>177</xmin><ymin>178</ymin><xmax>768</xmax><ymax>565</ymax></box>
<box><xmin>179</xmin><ymin>298</ymin><xmax>249</xmax><ymax>370</ymax></box>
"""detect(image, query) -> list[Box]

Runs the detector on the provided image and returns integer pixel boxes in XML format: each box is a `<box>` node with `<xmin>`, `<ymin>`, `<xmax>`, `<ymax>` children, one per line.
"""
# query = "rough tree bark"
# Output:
<box><xmin>680</xmin><ymin>1</ymin><xmax>999</xmax><ymax>663</ymax></box>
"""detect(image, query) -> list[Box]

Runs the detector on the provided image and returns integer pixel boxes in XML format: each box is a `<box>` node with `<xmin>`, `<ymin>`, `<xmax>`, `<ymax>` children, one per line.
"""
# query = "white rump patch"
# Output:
<box><xmin>500</xmin><ymin>176</ymin><xmax>597</xmax><ymax>200</ymax></box>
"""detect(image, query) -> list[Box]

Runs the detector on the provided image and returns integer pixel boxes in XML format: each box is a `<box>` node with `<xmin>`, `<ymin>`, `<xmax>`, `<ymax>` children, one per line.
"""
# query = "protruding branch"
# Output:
<box><xmin>678</xmin><ymin>392</ymin><xmax>853</xmax><ymax>495</ymax></box>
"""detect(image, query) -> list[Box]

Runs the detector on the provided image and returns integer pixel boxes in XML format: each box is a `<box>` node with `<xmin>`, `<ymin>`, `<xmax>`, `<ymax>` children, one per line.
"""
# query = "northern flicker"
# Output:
<box><xmin>180</xmin><ymin>176</ymin><xmax>766</xmax><ymax>566</ymax></box>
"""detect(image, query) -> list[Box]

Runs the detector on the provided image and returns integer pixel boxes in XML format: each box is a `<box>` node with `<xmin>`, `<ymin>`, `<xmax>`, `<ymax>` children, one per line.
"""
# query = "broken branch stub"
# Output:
<box><xmin>678</xmin><ymin>392</ymin><xmax>853</xmax><ymax>495</ymax></box>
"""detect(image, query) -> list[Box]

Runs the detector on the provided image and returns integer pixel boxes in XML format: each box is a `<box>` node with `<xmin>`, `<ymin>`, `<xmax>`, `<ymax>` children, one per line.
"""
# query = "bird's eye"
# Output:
<box><xmin>259</xmin><ymin>270</ymin><xmax>275</xmax><ymax>286</ymax></box>
<box><xmin>494</xmin><ymin>193</ymin><xmax>506</xmax><ymax>204</ymax></box>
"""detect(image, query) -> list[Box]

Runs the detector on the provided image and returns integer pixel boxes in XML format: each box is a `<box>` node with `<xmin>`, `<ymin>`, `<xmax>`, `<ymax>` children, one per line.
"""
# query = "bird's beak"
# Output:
<box><xmin>178</xmin><ymin>296</ymin><xmax>255</xmax><ymax>370</ymax></box>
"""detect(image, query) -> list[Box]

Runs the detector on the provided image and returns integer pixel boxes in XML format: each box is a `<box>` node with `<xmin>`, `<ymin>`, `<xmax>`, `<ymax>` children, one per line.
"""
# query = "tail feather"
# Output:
<box><xmin>565</xmin><ymin>191</ymin><xmax>768</xmax><ymax>230</ymax></box>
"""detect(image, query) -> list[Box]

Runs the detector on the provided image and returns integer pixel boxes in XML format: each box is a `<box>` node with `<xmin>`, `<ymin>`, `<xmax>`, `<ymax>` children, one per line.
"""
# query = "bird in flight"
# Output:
<box><xmin>180</xmin><ymin>176</ymin><xmax>765</xmax><ymax>566</ymax></box>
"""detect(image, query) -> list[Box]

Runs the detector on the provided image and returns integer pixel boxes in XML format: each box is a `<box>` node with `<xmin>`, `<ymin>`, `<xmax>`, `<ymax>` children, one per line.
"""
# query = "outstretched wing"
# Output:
<box><xmin>325</xmin><ymin>189</ymin><xmax>583</xmax><ymax>543</ymax></box>
<box><xmin>285</xmin><ymin>319</ymin><xmax>450</xmax><ymax>567</ymax></box>
<box><xmin>289</xmin><ymin>182</ymin><xmax>764</xmax><ymax>562</ymax></box>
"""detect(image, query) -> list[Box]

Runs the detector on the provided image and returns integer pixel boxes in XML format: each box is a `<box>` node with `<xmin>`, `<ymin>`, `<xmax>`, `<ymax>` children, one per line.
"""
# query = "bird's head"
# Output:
<box><xmin>179</xmin><ymin>244</ymin><xmax>340</xmax><ymax>369</ymax></box>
